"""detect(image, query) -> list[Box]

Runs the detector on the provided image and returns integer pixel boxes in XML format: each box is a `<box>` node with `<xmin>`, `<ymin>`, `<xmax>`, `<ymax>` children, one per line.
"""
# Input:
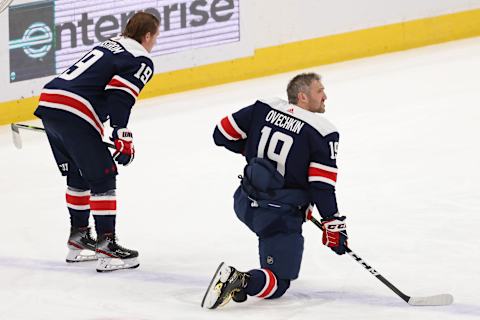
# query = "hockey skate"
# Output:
<box><xmin>201</xmin><ymin>262</ymin><xmax>250</xmax><ymax>309</ymax></box>
<box><xmin>95</xmin><ymin>233</ymin><xmax>139</xmax><ymax>272</ymax></box>
<box><xmin>66</xmin><ymin>227</ymin><xmax>97</xmax><ymax>263</ymax></box>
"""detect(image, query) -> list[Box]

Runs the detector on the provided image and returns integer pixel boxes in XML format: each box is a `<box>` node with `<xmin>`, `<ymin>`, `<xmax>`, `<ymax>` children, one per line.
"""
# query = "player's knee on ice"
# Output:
<box><xmin>268</xmin><ymin>279</ymin><xmax>291</xmax><ymax>299</ymax></box>
<box><xmin>247</xmin><ymin>269</ymin><xmax>292</xmax><ymax>299</ymax></box>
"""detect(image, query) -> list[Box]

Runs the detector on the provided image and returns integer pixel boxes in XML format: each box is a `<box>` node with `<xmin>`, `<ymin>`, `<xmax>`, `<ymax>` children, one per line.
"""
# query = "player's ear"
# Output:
<box><xmin>298</xmin><ymin>91</ymin><xmax>307</xmax><ymax>103</ymax></box>
<box><xmin>143</xmin><ymin>32</ymin><xmax>151</xmax><ymax>42</ymax></box>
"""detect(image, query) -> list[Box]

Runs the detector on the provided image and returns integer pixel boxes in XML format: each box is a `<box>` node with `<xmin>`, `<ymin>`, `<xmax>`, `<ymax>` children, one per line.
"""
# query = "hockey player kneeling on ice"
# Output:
<box><xmin>202</xmin><ymin>73</ymin><xmax>348</xmax><ymax>308</ymax></box>
<box><xmin>33</xmin><ymin>12</ymin><xmax>160</xmax><ymax>272</ymax></box>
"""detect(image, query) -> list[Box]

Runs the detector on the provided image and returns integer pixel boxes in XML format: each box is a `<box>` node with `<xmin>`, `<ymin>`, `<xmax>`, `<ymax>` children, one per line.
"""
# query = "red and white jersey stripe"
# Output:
<box><xmin>217</xmin><ymin>115</ymin><xmax>247</xmax><ymax>141</ymax></box>
<box><xmin>308</xmin><ymin>162</ymin><xmax>338</xmax><ymax>187</ymax></box>
<box><xmin>39</xmin><ymin>89</ymin><xmax>104</xmax><ymax>136</ymax></box>
<box><xmin>90</xmin><ymin>195</ymin><xmax>116</xmax><ymax>216</ymax></box>
<box><xmin>255</xmin><ymin>268</ymin><xmax>278</xmax><ymax>299</ymax></box>
<box><xmin>66</xmin><ymin>188</ymin><xmax>90</xmax><ymax>211</ymax></box>
<box><xmin>105</xmin><ymin>75</ymin><xmax>140</xmax><ymax>100</ymax></box>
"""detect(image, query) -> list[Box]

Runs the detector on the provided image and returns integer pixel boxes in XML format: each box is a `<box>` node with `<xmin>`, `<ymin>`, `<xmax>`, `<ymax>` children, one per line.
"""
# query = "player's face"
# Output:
<box><xmin>305</xmin><ymin>80</ymin><xmax>327</xmax><ymax>113</ymax></box>
<box><xmin>143</xmin><ymin>28</ymin><xmax>160</xmax><ymax>53</ymax></box>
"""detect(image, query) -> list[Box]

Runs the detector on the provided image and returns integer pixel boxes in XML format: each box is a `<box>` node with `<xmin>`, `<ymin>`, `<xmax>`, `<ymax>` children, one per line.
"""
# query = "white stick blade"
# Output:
<box><xmin>11</xmin><ymin>124</ymin><xmax>22</xmax><ymax>149</ymax></box>
<box><xmin>0</xmin><ymin>1</ymin><xmax>14</xmax><ymax>13</ymax></box>
<box><xmin>408</xmin><ymin>294</ymin><xmax>453</xmax><ymax>306</ymax></box>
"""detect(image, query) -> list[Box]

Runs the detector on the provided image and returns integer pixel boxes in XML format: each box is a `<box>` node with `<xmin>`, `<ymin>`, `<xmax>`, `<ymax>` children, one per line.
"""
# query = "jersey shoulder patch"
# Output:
<box><xmin>259</xmin><ymin>98</ymin><xmax>338</xmax><ymax>136</ymax></box>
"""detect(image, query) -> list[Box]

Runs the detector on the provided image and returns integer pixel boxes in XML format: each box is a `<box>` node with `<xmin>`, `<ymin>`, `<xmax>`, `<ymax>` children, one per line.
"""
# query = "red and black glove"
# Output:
<box><xmin>111</xmin><ymin>128</ymin><xmax>134</xmax><ymax>166</ymax></box>
<box><xmin>321</xmin><ymin>215</ymin><xmax>348</xmax><ymax>255</ymax></box>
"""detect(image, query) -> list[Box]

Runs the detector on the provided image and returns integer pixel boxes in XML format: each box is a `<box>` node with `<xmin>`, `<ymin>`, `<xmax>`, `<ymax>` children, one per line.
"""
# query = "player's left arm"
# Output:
<box><xmin>213</xmin><ymin>104</ymin><xmax>254</xmax><ymax>154</ymax></box>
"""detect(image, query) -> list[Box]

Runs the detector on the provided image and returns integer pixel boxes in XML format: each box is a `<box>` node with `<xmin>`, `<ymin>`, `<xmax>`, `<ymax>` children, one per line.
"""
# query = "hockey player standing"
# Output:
<box><xmin>202</xmin><ymin>73</ymin><xmax>348</xmax><ymax>308</ymax></box>
<box><xmin>34</xmin><ymin>12</ymin><xmax>159</xmax><ymax>272</ymax></box>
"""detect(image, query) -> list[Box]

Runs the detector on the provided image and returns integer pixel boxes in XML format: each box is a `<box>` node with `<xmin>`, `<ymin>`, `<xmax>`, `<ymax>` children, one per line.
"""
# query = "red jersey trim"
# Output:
<box><xmin>39</xmin><ymin>89</ymin><xmax>104</xmax><ymax>136</ymax></box>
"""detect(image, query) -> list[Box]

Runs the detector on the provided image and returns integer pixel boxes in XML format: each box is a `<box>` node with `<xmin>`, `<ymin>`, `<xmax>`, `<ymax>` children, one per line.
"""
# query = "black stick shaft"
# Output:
<box><xmin>309</xmin><ymin>216</ymin><xmax>410</xmax><ymax>303</ymax></box>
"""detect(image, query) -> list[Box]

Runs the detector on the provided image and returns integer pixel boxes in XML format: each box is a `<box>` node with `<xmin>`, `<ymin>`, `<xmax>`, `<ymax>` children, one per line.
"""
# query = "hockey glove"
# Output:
<box><xmin>321</xmin><ymin>215</ymin><xmax>348</xmax><ymax>255</ymax></box>
<box><xmin>111</xmin><ymin>128</ymin><xmax>134</xmax><ymax>166</ymax></box>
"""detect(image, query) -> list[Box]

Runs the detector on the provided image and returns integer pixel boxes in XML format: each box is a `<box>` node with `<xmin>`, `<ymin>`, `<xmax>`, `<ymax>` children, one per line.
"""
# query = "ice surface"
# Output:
<box><xmin>1</xmin><ymin>37</ymin><xmax>480</xmax><ymax>320</ymax></box>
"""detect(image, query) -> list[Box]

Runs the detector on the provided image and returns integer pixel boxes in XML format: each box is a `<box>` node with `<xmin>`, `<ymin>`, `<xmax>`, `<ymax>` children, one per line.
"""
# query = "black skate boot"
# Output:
<box><xmin>232</xmin><ymin>289</ymin><xmax>248</xmax><ymax>303</ymax></box>
<box><xmin>66</xmin><ymin>226</ymin><xmax>97</xmax><ymax>263</ymax></box>
<box><xmin>95</xmin><ymin>233</ymin><xmax>139</xmax><ymax>272</ymax></box>
<box><xmin>201</xmin><ymin>262</ymin><xmax>250</xmax><ymax>309</ymax></box>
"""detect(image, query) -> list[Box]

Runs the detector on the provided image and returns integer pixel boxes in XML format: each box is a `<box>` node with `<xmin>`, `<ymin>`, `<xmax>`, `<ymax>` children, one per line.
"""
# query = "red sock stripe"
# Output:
<box><xmin>90</xmin><ymin>200</ymin><xmax>116</xmax><ymax>211</ymax></box>
<box><xmin>257</xmin><ymin>269</ymin><xmax>278</xmax><ymax>298</ymax></box>
<box><xmin>66</xmin><ymin>194</ymin><xmax>90</xmax><ymax>206</ymax></box>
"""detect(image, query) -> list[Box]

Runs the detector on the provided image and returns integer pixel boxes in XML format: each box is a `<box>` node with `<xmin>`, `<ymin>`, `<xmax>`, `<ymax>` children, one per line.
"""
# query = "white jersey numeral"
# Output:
<box><xmin>134</xmin><ymin>63</ymin><xmax>153</xmax><ymax>85</ymax></box>
<box><xmin>257</xmin><ymin>126</ymin><xmax>293</xmax><ymax>176</ymax></box>
<box><xmin>329</xmin><ymin>141</ymin><xmax>339</xmax><ymax>160</ymax></box>
<box><xmin>58</xmin><ymin>49</ymin><xmax>104</xmax><ymax>81</ymax></box>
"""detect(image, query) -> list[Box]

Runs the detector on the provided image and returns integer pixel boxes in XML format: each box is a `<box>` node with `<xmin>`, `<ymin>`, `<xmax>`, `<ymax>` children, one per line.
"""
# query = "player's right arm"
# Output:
<box><xmin>213</xmin><ymin>104</ymin><xmax>254</xmax><ymax>154</ymax></box>
<box><xmin>105</xmin><ymin>53</ymin><xmax>154</xmax><ymax>166</ymax></box>
<box><xmin>308</xmin><ymin>131</ymin><xmax>340</xmax><ymax>219</ymax></box>
<box><xmin>308</xmin><ymin>131</ymin><xmax>348</xmax><ymax>255</ymax></box>
<box><xmin>105</xmin><ymin>56</ymin><xmax>154</xmax><ymax>128</ymax></box>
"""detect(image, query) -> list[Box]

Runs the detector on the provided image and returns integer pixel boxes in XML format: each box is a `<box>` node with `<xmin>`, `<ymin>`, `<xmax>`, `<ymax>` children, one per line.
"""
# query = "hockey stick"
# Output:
<box><xmin>309</xmin><ymin>215</ymin><xmax>453</xmax><ymax>306</ymax></box>
<box><xmin>11</xmin><ymin>123</ymin><xmax>115</xmax><ymax>149</ymax></box>
<box><xmin>0</xmin><ymin>0</ymin><xmax>14</xmax><ymax>13</ymax></box>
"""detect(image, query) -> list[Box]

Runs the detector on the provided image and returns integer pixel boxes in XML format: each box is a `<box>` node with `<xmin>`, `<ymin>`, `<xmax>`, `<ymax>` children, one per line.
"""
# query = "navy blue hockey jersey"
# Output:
<box><xmin>35</xmin><ymin>36</ymin><xmax>154</xmax><ymax>136</ymax></box>
<box><xmin>213</xmin><ymin>98</ymin><xmax>340</xmax><ymax>219</ymax></box>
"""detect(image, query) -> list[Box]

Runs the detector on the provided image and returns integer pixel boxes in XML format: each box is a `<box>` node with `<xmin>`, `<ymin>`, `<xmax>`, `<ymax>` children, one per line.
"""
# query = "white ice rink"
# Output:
<box><xmin>1</xmin><ymin>36</ymin><xmax>480</xmax><ymax>320</ymax></box>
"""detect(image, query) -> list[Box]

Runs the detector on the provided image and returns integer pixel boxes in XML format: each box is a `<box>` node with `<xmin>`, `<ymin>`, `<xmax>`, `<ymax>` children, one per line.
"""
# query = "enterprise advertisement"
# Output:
<box><xmin>8</xmin><ymin>0</ymin><xmax>240</xmax><ymax>82</ymax></box>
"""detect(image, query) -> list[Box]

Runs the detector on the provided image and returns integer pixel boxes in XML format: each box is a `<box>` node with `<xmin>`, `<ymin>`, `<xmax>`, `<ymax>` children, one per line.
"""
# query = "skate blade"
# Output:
<box><xmin>201</xmin><ymin>262</ymin><xmax>232</xmax><ymax>309</ymax></box>
<box><xmin>66</xmin><ymin>249</ymin><xmax>98</xmax><ymax>263</ymax></box>
<box><xmin>96</xmin><ymin>257</ymin><xmax>140</xmax><ymax>272</ymax></box>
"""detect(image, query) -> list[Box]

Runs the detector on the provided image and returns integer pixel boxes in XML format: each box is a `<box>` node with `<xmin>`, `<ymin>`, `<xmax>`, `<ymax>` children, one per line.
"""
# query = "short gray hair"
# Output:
<box><xmin>286</xmin><ymin>73</ymin><xmax>321</xmax><ymax>104</ymax></box>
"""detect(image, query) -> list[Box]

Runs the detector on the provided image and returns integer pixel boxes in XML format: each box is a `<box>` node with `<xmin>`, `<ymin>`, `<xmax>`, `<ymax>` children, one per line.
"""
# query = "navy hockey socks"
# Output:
<box><xmin>66</xmin><ymin>188</ymin><xmax>90</xmax><ymax>228</ymax></box>
<box><xmin>93</xmin><ymin>215</ymin><xmax>116</xmax><ymax>235</ymax></box>
<box><xmin>245</xmin><ymin>268</ymin><xmax>290</xmax><ymax>299</ymax></box>
<box><xmin>90</xmin><ymin>192</ymin><xmax>117</xmax><ymax>235</ymax></box>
